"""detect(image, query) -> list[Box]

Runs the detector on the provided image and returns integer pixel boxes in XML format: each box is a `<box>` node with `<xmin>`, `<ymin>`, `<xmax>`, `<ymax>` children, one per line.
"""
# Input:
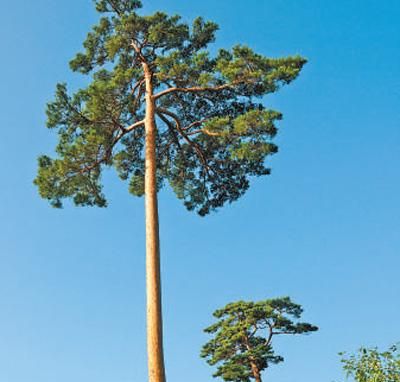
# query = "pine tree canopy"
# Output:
<box><xmin>34</xmin><ymin>0</ymin><xmax>307</xmax><ymax>216</ymax></box>
<box><xmin>201</xmin><ymin>298</ymin><xmax>318</xmax><ymax>382</ymax></box>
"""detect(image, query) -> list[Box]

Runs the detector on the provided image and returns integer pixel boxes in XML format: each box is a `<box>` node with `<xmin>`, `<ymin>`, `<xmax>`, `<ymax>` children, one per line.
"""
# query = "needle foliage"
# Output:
<box><xmin>201</xmin><ymin>298</ymin><xmax>318</xmax><ymax>382</ymax></box>
<box><xmin>34</xmin><ymin>0</ymin><xmax>307</xmax><ymax>215</ymax></box>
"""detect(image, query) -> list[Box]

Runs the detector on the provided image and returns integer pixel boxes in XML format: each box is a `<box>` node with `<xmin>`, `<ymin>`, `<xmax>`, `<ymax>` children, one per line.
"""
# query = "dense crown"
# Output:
<box><xmin>34</xmin><ymin>0</ymin><xmax>307</xmax><ymax>215</ymax></box>
<box><xmin>201</xmin><ymin>298</ymin><xmax>318</xmax><ymax>382</ymax></box>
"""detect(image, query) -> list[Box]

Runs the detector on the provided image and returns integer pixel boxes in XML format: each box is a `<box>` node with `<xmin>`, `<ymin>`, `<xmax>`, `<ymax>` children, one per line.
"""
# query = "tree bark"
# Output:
<box><xmin>250</xmin><ymin>361</ymin><xmax>262</xmax><ymax>382</ymax></box>
<box><xmin>243</xmin><ymin>334</ymin><xmax>262</xmax><ymax>382</ymax></box>
<box><xmin>143</xmin><ymin>62</ymin><xmax>167</xmax><ymax>382</ymax></box>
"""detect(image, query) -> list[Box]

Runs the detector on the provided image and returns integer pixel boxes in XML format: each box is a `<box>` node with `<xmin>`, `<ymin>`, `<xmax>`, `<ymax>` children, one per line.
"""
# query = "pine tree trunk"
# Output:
<box><xmin>250</xmin><ymin>361</ymin><xmax>262</xmax><ymax>382</ymax></box>
<box><xmin>143</xmin><ymin>63</ymin><xmax>167</xmax><ymax>382</ymax></box>
<box><xmin>244</xmin><ymin>335</ymin><xmax>262</xmax><ymax>382</ymax></box>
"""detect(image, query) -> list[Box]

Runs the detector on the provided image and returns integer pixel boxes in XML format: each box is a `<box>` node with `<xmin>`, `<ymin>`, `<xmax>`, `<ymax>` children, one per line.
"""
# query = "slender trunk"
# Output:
<box><xmin>143</xmin><ymin>62</ymin><xmax>166</xmax><ymax>382</ymax></box>
<box><xmin>250</xmin><ymin>361</ymin><xmax>262</xmax><ymax>382</ymax></box>
<box><xmin>244</xmin><ymin>335</ymin><xmax>262</xmax><ymax>382</ymax></box>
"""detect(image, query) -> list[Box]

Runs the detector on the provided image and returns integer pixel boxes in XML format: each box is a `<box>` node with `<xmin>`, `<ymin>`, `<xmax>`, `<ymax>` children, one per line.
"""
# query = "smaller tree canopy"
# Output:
<box><xmin>340</xmin><ymin>345</ymin><xmax>400</xmax><ymax>382</ymax></box>
<box><xmin>201</xmin><ymin>297</ymin><xmax>318</xmax><ymax>382</ymax></box>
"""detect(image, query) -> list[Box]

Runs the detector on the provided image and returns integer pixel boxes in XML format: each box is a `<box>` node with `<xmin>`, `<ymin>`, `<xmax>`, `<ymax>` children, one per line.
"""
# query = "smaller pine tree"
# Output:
<box><xmin>201</xmin><ymin>298</ymin><xmax>318</xmax><ymax>382</ymax></box>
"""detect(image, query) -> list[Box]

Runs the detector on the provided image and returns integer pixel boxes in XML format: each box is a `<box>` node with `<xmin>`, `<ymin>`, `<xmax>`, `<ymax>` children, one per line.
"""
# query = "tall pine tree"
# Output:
<box><xmin>34</xmin><ymin>1</ymin><xmax>307</xmax><ymax>381</ymax></box>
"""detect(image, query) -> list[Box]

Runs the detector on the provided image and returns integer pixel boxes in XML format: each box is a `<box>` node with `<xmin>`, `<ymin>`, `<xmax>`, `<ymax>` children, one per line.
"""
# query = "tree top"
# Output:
<box><xmin>35</xmin><ymin>0</ymin><xmax>307</xmax><ymax>215</ymax></box>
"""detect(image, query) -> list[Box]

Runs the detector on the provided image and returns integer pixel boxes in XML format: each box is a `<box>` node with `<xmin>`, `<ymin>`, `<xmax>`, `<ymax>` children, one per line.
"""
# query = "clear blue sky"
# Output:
<box><xmin>0</xmin><ymin>1</ymin><xmax>399</xmax><ymax>381</ymax></box>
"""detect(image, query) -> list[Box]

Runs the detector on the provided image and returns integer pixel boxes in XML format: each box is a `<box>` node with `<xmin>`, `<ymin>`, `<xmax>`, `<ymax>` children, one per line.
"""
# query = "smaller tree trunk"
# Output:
<box><xmin>250</xmin><ymin>361</ymin><xmax>262</xmax><ymax>382</ymax></box>
<box><xmin>244</xmin><ymin>334</ymin><xmax>262</xmax><ymax>382</ymax></box>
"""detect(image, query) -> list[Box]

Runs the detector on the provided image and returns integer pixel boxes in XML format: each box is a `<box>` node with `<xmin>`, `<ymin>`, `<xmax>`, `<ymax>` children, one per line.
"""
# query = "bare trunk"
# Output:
<box><xmin>244</xmin><ymin>335</ymin><xmax>262</xmax><ymax>382</ymax></box>
<box><xmin>250</xmin><ymin>361</ymin><xmax>262</xmax><ymax>382</ymax></box>
<box><xmin>143</xmin><ymin>63</ymin><xmax>166</xmax><ymax>382</ymax></box>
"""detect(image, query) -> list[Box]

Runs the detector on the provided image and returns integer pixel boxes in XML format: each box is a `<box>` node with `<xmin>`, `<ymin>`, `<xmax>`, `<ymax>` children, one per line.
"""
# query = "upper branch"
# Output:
<box><xmin>182</xmin><ymin>119</ymin><xmax>208</xmax><ymax>132</ymax></box>
<box><xmin>156</xmin><ymin>112</ymin><xmax>183</xmax><ymax>157</ymax></box>
<box><xmin>153</xmin><ymin>82</ymin><xmax>236</xmax><ymax>100</ymax></box>
<box><xmin>156</xmin><ymin>108</ymin><xmax>236</xmax><ymax>200</ymax></box>
<box><xmin>107</xmin><ymin>0</ymin><xmax>123</xmax><ymax>15</ymax></box>
<box><xmin>156</xmin><ymin>107</ymin><xmax>209</xmax><ymax>168</ymax></box>
<box><xmin>130</xmin><ymin>40</ymin><xmax>146</xmax><ymax>62</ymax></box>
<box><xmin>123</xmin><ymin>119</ymin><xmax>145</xmax><ymax>132</ymax></box>
<box><xmin>131</xmin><ymin>78</ymin><xmax>145</xmax><ymax>96</ymax></box>
<box><xmin>186</xmin><ymin>128</ymin><xmax>224</xmax><ymax>137</ymax></box>
<box><xmin>75</xmin><ymin>118</ymin><xmax>144</xmax><ymax>179</ymax></box>
<box><xmin>265</xmin><ymin>323</ymin><xmax>274</xmax><ymax>346</ymax></box>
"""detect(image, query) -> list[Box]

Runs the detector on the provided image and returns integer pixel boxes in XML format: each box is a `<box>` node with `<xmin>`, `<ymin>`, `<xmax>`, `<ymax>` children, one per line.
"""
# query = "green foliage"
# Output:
<box><xmin>95</xmin><ymin>0</ymin><xmax>143</xmax><ymax>15</ymax></box>
<box><xmin>35</xmin><ymin>0</ymin><xmax>307</xmax><ymax>214</ymax></box>
<box><xmin>340</xmin><ymin>345</ymin><xmax>400</xmax><ymax>382</ymax></box>
<box><xmin>201</xmin><ymin>298</ymin><xmax>318</xmax><ymax>382</ymax></box>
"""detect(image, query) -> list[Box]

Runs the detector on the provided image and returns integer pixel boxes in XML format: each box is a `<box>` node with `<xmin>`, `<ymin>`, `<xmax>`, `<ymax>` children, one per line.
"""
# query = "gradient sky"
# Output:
<box><xmin>0</xmin><ymin>1</ymin><xmax>399</xmax><ymax>381</ymax></box>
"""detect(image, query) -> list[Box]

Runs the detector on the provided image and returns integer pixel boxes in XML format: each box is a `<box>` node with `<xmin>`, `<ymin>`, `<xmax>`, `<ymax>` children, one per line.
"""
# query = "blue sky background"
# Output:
<box><xmin>0</xmin><ymin>0</ymin><xmax>399</xmax><ymax>381</ymax></box>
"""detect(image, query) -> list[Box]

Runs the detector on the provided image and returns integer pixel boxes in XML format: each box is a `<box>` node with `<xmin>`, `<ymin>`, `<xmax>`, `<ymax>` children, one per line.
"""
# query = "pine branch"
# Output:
<box><xmin>153</xmin><ymin>82</ymin><xmax>237</xmax><ymax>100</ymax></box>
